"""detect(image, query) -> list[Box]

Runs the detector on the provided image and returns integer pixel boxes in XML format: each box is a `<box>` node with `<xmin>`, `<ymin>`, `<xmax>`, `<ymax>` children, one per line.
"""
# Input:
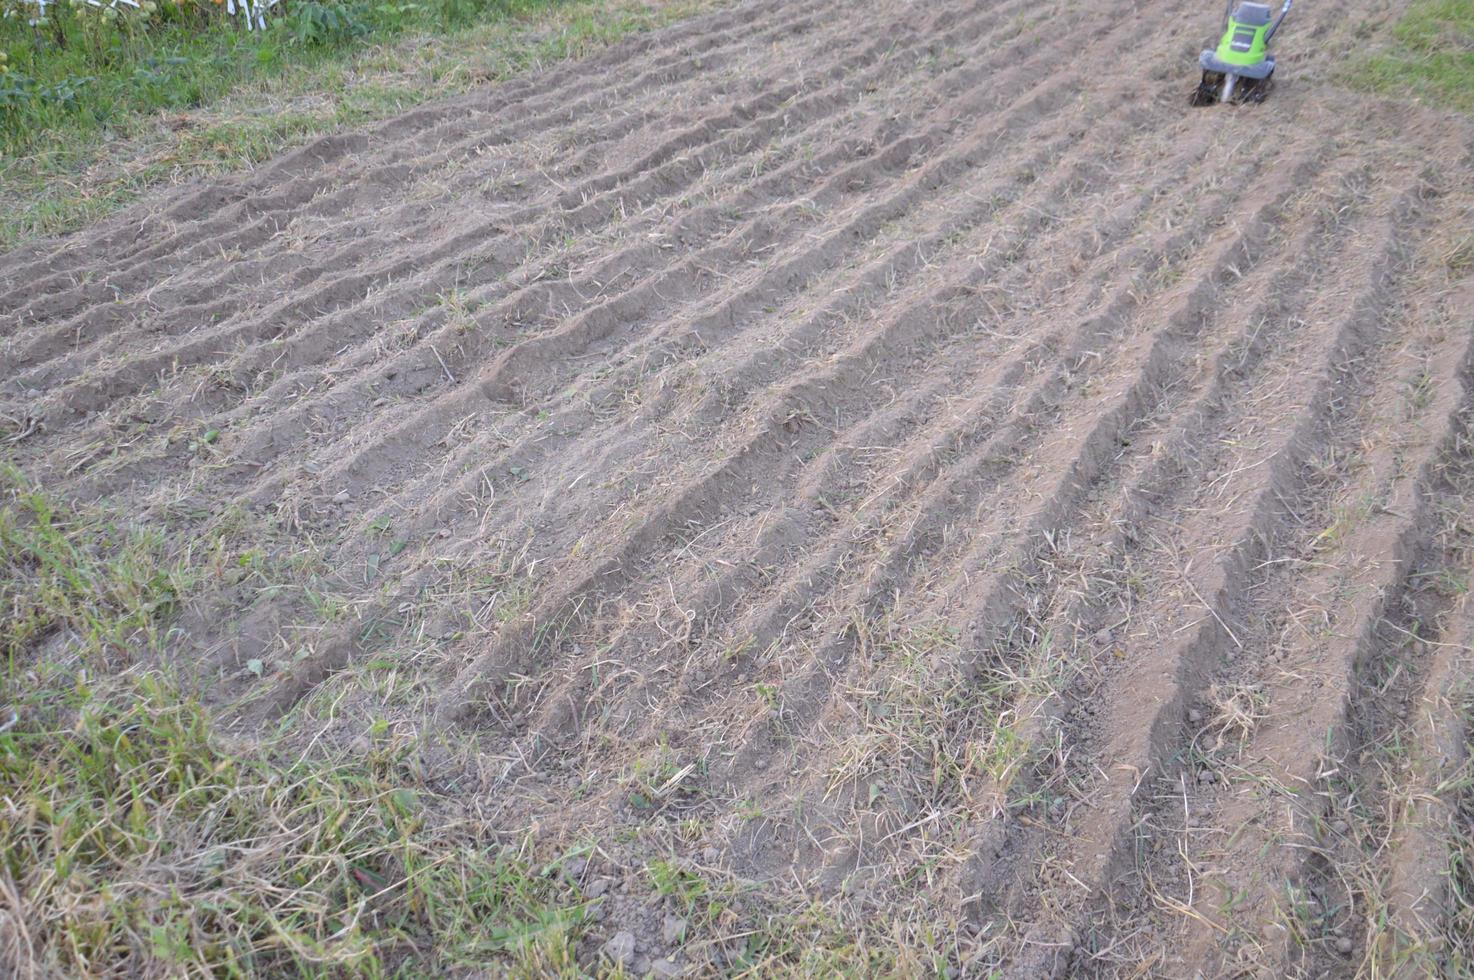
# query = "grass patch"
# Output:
<box><xmin>1352</xmin><ymin>0</ymin><xmax>1474</xmax><ymax>111</ymax></box>
<box><xmin>1449</xmin><ymin>718</ymin><xmax>1474</xmax><ymax>976</ymax></box>
<box><xmin>639</xmin><ymin>859</ymin><xmax>963</xmax><ymax>976</ymax></box>
<box><xmin>0</xmin><ymin>0</ymin><xmax>709</xmax><ymax>248</ymax></box>
<box><xmin>0</xmin><ymin>468</ymin><xmax>590</xmax><ymax>975</ymax></box>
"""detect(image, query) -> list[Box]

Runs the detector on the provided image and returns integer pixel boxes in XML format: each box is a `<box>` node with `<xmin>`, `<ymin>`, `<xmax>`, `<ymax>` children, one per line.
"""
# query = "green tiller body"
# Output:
<box><xmin>1191</xmin><ymin>0</ymin><xmax>1292</xmax><ymax>106</ymax></box>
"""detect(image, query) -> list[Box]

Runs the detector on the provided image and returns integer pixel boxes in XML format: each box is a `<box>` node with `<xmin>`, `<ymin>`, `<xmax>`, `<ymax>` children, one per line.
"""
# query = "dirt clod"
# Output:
<box><xmin>602</xmin><ymin>931</ymin><xmax>636</xmax><ymax>967</ymax></box>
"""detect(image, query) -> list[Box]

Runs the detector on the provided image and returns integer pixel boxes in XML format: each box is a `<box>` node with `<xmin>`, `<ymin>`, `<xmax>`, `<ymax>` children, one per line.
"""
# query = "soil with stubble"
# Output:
<box><xmin>5</xmin><ymin>0</ymin><xmax>1474</xmax><ymax>974</ymax></box>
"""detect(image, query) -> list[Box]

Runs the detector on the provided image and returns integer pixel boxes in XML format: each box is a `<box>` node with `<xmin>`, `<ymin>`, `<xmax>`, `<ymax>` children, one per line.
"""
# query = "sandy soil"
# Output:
<box><xmin>4</xmin><ymin>0</ymin><xmax>1474</xmax><ymax>974</ymax></box>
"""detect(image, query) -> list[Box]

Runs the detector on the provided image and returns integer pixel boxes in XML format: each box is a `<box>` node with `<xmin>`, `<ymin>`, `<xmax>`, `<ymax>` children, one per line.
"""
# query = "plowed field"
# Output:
<box><xmin>4</xmin><ymin>0</ymin><xmax>1474</xmax><ymax>974</ymax></box>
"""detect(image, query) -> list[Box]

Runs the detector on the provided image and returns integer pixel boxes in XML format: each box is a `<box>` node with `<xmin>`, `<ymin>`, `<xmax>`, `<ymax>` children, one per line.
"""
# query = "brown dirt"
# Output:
<box><xmin>4</xmin><ymin>0</ymin><xmax>1474</xmax><ymax>974</ymax></box>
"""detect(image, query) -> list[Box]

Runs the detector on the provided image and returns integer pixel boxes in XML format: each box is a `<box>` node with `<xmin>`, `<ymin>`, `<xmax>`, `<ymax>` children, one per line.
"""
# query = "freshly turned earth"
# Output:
<box><xmin>4</xmin><ymin>0</ymin><xmax>1473</xmax><ymax>973</ymax></box>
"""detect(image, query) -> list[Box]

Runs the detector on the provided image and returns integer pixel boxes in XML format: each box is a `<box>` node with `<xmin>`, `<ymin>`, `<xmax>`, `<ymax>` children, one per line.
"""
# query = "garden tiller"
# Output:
<box><xmin>1191</xmin><ymin>0</ymin><xmax>1293</xmax><ymax>106</ymax></box>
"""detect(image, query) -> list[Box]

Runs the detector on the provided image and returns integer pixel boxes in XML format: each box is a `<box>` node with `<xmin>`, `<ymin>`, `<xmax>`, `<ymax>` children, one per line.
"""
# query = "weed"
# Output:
<box><xmin>627</xmin><ymin>741</ymin><xmax>700</xmax><ymax>811</ymax></box>
<box><xmin>647</xmin><ymin>858</ymin><xmax>712</xmax><ymax>918</ymax></box>
<box><xmin>0</xmin><ymin>463</ymin><xmax>189</xmax><ymax>663</ymax></box>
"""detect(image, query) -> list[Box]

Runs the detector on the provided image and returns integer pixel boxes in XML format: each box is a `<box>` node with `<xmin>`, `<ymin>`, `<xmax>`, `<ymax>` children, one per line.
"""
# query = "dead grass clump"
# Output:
<box><xmin>1200</xmin><ymin>682</ymin><xmax>1269</xmax><ymax>754</ymax></box>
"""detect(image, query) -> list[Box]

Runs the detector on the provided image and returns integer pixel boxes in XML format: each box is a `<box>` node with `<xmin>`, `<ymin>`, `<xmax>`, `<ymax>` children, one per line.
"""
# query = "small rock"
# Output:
<box><xmin>1092</xmin><ymin>629</ymin><xmax>1113</xmax><ymax>646</ymax></box>
<box><xmin>332</xmin><ymin>490</ymin><xmax>351</xmax><ymax>504</ymax></box>
<box><xmin>602</xmin><ymin>931</ymin><xmax>636</xmax><ymax>966</ymax></box>
<box><xmin>563</xmin><ymin>856</ymin><xmax>588</xmax><ymax>878</ymax></box>
<box><xmin>700</xmin><ymin>846</ymin><xmax>720</xmax><ymax>864</ymax></box>
<box><xmin>584</xmin><ymin>878</ymin><xmax>610</xmax><ymax>899</ymax></box>
<box><xmin>1335</xmin><ymin>936</ymin><xmax>1355</xmax><ymax>956</ymax></box>
<box><xmin>662</xmin><ymin>914</ymin><xmax>687</xmax><ymax>945</ymax></box>
<box><xmin>1187</xmin><ymin>707</ymin><xmax>1204</xmax><ymax>724</ymax></box>
<box><xmin>1331</xmin><ymin>819</ymin><xmax>1350</xmax><ymax>836</ymax></box>
<box><xmin>1198</xmin><ymin>769</ymin><xmax>1217</xmax><ymax>784</ymax></box>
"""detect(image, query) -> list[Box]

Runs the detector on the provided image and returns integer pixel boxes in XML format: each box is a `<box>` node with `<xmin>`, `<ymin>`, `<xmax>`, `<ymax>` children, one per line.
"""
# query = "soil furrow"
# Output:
<box><xmin>1153</xmin><ymin>240</ymin><xmax>1474</xmax><ymax>977</ymax></box>
<box><xmin>920</xmin><ymin>155</ymin><xmax>1382</xmax><ymax>949</ymax></box>
<box><xmin>754</xmin><ymin>134</ymin><xmax>1351</xmax><ymax>898</ymax></box>
<box><xmin>0</xmin><ymin>0</ymin><xmax>823</xmax><ymax>298</ymax></box>
<box><xmin>250</xmin><ymin>17</ymin><xmax>1303</xmax><ymax>742</ymax></box>
<box><xmin>45</xmin><ymin>43</ymin><xmax>1082</xmax><ymax>516</ymax></box>
<box><xmin>3</xmin><ymin>0</ymin><xmax>1046</xmax><ymax>360</ymax></box>
<box><xmin>220</xmin><ymin>75</ymin><xmax>1089</xmax><ymax>520</ymax></box>
<box><xmin>51</xmin><ymin>47</ymin><xmax>1120</xmax><ymax>719</ymax></box>
<box><xmin>499</xmin><ymin>108</ymin><xmax>1216</xmax><ymax>756</ymax></box>
<box><xmin>4</xmin><ymin>0</ymin><xmax>1471</xmax><ymax>972</ymax></box>
<box><xmin>4</xmin><ymin>0</ymin><xmax>882</xmax><ymax>373</ymax></box>
<box><xmin>1</xmin><ymin>0</ymin><xmax>856</xmax><ymax>343</ymax></box>
<box><xmin>472</xmin><ymin>123</ymin><xmax>1325</xmax><ymax>859</ymax></box>
<box><xmin>1026</xmin><ymin>177</ymin><xmax>1431</xmax><ymax>976</ymax></box>
<box><xmin>9</xmin><ymin>0</ymin><xmax>1082</xmax><ymax>476</ymax></box>
<box><xmin>1306</xmin><ymin>310</ymin><xmax>1474</xmax><ymax>977</ymax></box>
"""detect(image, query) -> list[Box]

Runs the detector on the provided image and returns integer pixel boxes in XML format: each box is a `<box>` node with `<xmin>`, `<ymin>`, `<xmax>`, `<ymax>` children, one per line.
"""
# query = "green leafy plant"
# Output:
<box><xmin>284</xmin><ymin>0</ymin><xmax>369</xmax><ymax>46</ymax></box>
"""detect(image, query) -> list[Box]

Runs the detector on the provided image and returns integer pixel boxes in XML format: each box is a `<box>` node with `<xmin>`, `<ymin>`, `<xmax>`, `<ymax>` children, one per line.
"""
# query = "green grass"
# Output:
<box><xmin>0</xmin><ymin>468</ymin><xmax>591</xmax><ymax>975</ymax></box>
<box><xmin>1354</xmin><ymin>0</ymin><xmax>1474</xmax><ymax>111</ymax></box>
<box><xmin>0</xmin><ymin>0</ymin><xmax>706</xmax><ymax>248</ymax></box>
<box><xmin>1451</xmin><ymin>755</ymin><xmax>1474</xmax><ymax>975</ymax></box>
<box><xmin>640</xmin><ymin>860</ymin><xmax>960</xmax><ymax>977</ymax></box>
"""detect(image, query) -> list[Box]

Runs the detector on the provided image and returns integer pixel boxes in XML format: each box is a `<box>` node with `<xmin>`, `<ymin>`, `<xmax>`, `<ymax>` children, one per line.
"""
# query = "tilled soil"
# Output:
<box><xmin>4</xmin><ymin>0</ymin><xmax>1474</xmax><ymax>974</ymax></box>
